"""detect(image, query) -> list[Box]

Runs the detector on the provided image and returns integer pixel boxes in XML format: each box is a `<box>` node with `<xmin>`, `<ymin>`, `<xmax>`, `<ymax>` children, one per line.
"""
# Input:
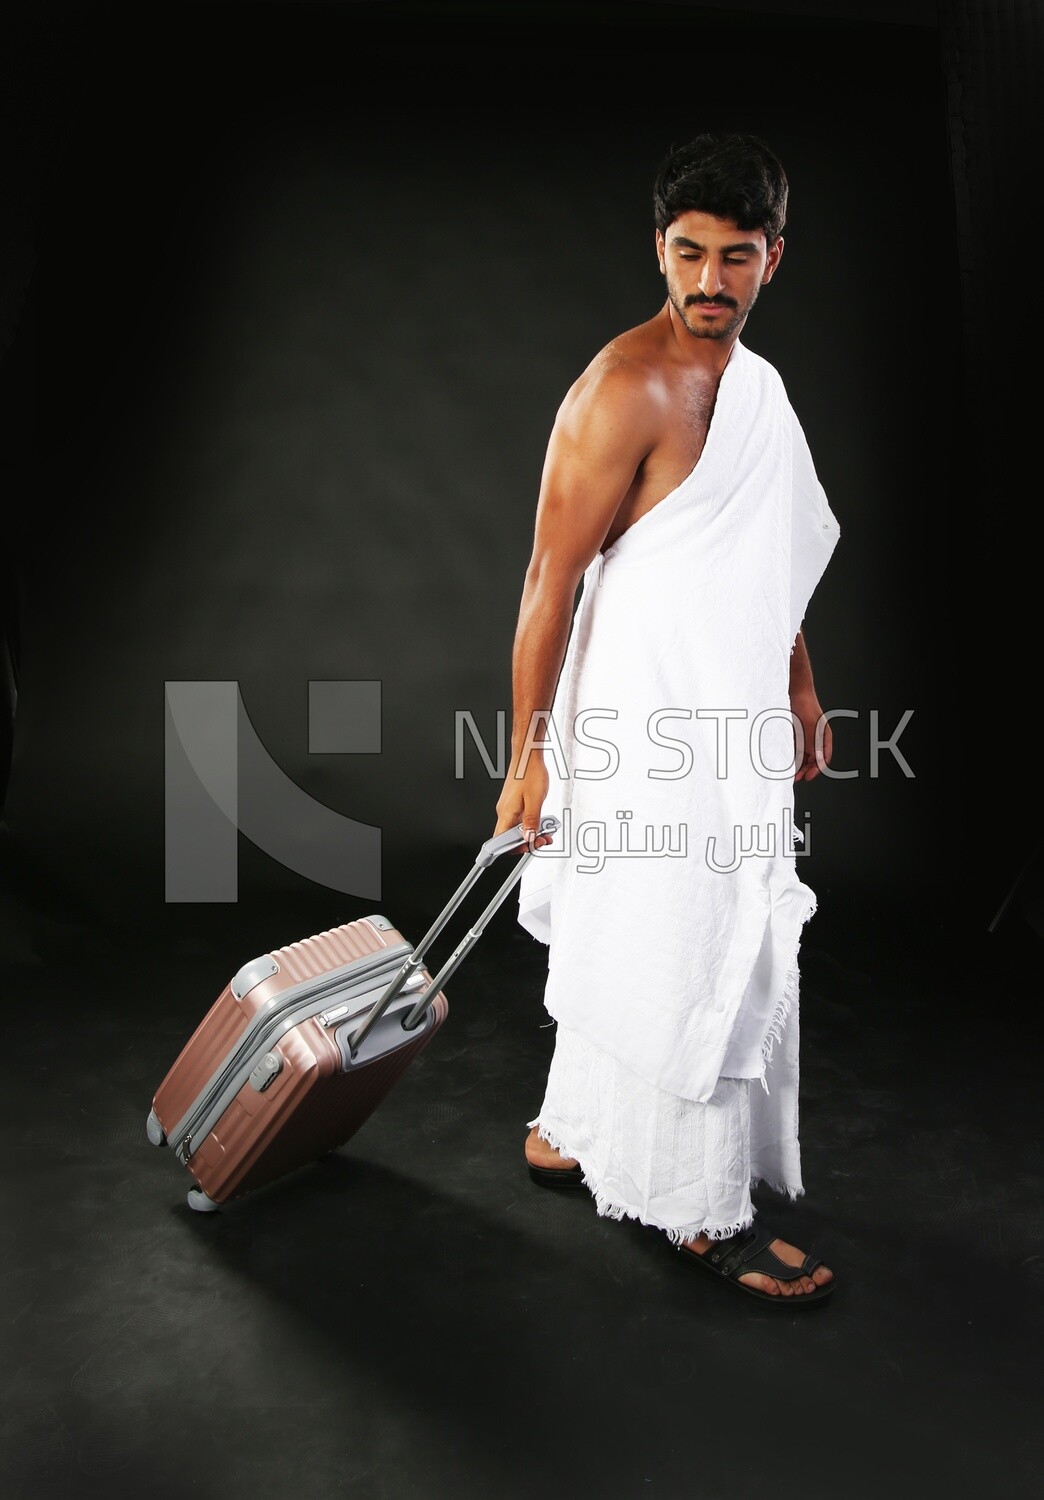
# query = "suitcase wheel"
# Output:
<box><xmin>186</xmin><ymin>1187</ymin><xmax>221</xmax><ymax>1213</ymax></box>
<box><xmin>146</xmin><ymin>1108</ymin><xmax>167</xmax><ymax>1147</ymax></box>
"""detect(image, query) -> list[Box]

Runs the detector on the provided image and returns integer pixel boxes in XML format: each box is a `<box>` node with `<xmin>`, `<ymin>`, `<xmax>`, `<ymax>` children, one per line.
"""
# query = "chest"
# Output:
<box><xmin>645</xmin><ymin>367</ymin><xmax>722</xmax><ymax>489</ymax></box>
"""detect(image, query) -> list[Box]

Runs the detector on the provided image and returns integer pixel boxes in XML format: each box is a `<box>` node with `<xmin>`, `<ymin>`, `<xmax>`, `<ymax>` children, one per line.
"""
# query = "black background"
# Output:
<box><xmin>6</xmin><ymin>0</ymin><xmax>1035</xmax><ymax>971</ymax></box>
<box><xmin>1</xmin><ymin>7</ymin><xmax>1042</xmax><ymax>1497</ymax></box>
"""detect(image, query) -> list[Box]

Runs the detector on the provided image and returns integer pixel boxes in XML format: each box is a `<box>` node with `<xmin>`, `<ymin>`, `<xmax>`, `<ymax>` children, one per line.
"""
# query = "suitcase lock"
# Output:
<box><xmin>248</xmin><ymin>1051</ymin><xmax>284</xmax><ymax>1092</ymax></box>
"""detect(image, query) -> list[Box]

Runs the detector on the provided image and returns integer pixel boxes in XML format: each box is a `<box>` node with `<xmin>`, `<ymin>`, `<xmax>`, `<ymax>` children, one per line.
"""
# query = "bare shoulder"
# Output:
<box><xmin>557</xmin><ymin>315</ymin><xmax>670</xmax><ymax>433</ymax></box>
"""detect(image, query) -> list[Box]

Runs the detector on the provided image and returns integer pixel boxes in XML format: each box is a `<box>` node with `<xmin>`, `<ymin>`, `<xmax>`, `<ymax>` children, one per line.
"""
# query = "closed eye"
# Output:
<box><xmin>677</xmin><ymin>253</ymin><xmax>751</xmax><ymax>265</ymax></box>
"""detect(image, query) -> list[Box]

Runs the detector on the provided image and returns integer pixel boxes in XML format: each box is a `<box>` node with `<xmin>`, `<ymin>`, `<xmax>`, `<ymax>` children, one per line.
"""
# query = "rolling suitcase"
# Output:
<box><xmin>146</xmin><ymin>816</ymin><xmax>559</xmax><ymax>1211</ymax></box>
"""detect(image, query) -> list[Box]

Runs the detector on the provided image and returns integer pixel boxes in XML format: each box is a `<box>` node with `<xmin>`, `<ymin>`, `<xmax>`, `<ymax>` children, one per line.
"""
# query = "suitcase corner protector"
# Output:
<box><xmin>362</xmin><ymin>914</ymin><xmax>395</xmax><ymax>931</ymax></box>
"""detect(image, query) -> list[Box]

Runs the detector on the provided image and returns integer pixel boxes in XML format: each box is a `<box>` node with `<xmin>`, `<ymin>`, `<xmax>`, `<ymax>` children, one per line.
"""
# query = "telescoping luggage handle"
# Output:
<box><xmin>347</xmin><ymin>815</ymin><xmax>560</xmax><ymax>1056</ymax></box>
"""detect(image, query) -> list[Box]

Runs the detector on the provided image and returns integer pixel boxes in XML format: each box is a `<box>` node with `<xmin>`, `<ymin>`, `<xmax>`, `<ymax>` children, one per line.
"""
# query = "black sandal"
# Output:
<box><xmin>677</xmin><ymin>1224</ymin><xmax>835</xmax><ymax>1306</ymax></box>
<box><xmin>526</xmin><ymin>1160</ymin><xmax>585</xmax><ymax>1188</ymax></box>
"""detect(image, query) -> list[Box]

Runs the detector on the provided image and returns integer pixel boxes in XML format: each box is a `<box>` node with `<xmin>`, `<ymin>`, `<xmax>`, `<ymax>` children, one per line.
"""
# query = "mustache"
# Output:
<box><xmin>684</xmin><ymin>293</ymin><xmax>738</xmax><ymax>308</ymax></box>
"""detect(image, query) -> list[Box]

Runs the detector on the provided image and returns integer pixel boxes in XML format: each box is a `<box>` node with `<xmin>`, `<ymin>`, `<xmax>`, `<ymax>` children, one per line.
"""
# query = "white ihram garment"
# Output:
<box><xmin>517</xmin><ymin>340</ymin><xmax>840</xmax><ymax>1239</ymax></box>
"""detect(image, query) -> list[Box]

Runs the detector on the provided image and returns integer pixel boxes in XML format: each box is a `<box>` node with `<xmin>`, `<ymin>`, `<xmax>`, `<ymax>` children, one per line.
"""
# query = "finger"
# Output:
<box><xmin>520</xmin><ymin>815</ymin><xmax>555</xmax><ymax>851</ymax></box>
<box><xmin>493</xmin><ymin>814</ymin><xmax>518</xmax><ymax>838</ymax></box>
<box><xmin>521</xmin><ymin>821</ymin><xmax>546</xmax><ymax>851</ymax></box>
<box><xmin>813</xmin><ymin>717</ymin><xmax>833</xmax><ymax>772</ymax></box>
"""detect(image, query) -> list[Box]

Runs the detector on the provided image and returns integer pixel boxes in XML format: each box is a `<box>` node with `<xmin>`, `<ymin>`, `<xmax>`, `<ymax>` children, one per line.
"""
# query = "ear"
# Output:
<box><xmin>655</xmin><ymin>228</ymin><xmax>666</xmax><ymax>275</ymax></box>
<box><xmin>762</xmin><ymin>235</ymin><xmax>784</xmax><ymax>284</ymax></box>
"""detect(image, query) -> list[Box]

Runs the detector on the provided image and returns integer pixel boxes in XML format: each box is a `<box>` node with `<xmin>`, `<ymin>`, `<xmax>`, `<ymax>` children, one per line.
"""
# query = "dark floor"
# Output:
<box><xmin>1</xmin><ymin>863</ymin><xmax>1042</xmax><ymax>1500</ymax></box>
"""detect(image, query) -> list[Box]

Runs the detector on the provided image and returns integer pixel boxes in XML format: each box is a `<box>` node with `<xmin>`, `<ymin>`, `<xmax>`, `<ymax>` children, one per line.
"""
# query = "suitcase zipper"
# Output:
<box><xmin>163</xmin><ymin>818</ymin><xmax>561</xmax><ymax>1189</ymax></box>
<box><xmin>170</xmin><ymin>942</ymin><xmax>412</xmax><ymax>1161</ymax></box>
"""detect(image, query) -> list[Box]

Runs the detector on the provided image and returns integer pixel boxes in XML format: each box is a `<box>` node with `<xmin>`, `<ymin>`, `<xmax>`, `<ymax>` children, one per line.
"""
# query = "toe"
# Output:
<box><xmin>740</xmin><ymin>1273</ymin><xmax>779</xmax><ymax>1295</ymax></box>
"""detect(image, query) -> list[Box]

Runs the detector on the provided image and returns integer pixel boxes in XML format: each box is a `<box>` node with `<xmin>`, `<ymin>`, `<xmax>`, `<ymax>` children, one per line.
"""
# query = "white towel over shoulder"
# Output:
<box><xmin>517</xmin><ymin>341</ymin><xmax>840</xmax><ymax>1103</ymax></box>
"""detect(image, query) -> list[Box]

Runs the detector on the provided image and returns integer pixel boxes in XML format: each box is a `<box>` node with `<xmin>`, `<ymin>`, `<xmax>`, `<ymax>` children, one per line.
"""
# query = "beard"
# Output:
<box><xmin>666</xmin><ymin>278</ymin><xmax>759</xmax><ymax>341</ymax></box>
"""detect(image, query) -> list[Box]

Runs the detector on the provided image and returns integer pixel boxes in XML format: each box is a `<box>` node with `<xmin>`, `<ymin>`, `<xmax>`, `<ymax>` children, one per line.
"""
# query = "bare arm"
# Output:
<box><xmin>790</xmin><ymin>629</ymin><xmax>831</xmax><ymax>781</ymax></box>
<box><xmin>493</xmin><ymin>360</ymin><xmax>658</xmax><ymax>843</ymax></box>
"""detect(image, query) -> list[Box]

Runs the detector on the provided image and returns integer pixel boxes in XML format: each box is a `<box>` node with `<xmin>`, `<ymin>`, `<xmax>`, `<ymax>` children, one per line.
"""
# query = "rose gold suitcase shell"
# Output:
<box><xmin>146</xmin><ymin>818</ymin><xmax>559</xmax><ymax>1212</ymax></box>
<box><xmin>148</xmin><ymin>915</ymin><xmax>446</xmax><ymax>1209</ymax></box>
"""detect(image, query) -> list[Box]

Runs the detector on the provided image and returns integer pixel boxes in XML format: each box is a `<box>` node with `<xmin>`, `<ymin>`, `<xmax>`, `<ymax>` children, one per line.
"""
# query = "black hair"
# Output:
<box><xmin>652</xmin><ymin>133</ymin><xmax>788</xmax><ymax>243</ymax></box>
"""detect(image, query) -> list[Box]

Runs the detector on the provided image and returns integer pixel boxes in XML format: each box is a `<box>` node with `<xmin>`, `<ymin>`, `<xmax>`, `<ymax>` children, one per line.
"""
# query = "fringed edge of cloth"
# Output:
<box><xmin>756</xmin><ymin>887</ymin><xmax>816</xmax><ymax>1096</ymax></box>
<box><xmin>757</xmin><ymin>964</ymin><xmax>798</xmax><ymax>1095</ymax></box>
<box><xmin>528</xmin><ymin>1119</ymin><xmax>756</xmax><ymax>1245</ymax></box>
<box><xmin>750</xmin><ymin>1176</ymin><xmax>805</xmax><ymax>1203</ymax></box>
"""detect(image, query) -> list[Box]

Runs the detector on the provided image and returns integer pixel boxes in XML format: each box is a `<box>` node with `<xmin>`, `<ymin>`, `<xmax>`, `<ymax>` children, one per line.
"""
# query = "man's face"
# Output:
<box><xmin>656</xmin><ymin>211</ymin><xmax>783</xmax><ymax>342</ymax></box>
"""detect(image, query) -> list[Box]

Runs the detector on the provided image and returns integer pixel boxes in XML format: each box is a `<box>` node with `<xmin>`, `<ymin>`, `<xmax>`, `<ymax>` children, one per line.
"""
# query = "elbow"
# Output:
<box><xmin>524</xmin><ymin>549</ymin><xmax>586</xmax><ymax>604</ymax></box>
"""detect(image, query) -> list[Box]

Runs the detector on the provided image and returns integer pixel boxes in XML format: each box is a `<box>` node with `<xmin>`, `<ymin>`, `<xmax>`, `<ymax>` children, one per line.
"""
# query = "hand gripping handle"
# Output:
<box><xmin>347</xmin><ymin>815</ymin><xmax>560</xmax><ymax>1054</ymax></box>
<box><xmin>475</xmin><ymin>818</ymin><xmax>556</xmax><ymax>867</ymax></box>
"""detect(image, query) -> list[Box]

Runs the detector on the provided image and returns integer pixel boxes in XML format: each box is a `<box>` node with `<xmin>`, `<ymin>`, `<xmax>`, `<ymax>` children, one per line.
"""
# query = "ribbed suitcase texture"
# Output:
<box><xmin>149</xmin><ymin>916</ymin><xmax>447</xmax><ymax>1208</ymax></box>
<box><xmin>147</xmin><ymin>818</ymin><xmax>558</xmax><ymax>1212</ymax></box>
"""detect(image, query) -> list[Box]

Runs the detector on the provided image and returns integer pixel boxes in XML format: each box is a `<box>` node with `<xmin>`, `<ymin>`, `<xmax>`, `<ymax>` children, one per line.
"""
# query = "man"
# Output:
<box><xmin>492</xmin><ymin>133</ymin><xmax>841</xmax><ymax>1306</ymax></box>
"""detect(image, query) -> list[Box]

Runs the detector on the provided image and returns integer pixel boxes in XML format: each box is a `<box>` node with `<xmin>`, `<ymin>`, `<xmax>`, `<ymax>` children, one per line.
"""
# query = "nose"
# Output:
<box><xmin>697</xmin><ymin>256</ymin><xmax>725</xmax><ymax>297</ymax></box>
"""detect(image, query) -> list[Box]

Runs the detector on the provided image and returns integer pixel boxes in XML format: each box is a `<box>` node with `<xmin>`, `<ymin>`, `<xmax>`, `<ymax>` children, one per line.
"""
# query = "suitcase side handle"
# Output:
<box><xmin>347</xmin><ymin>815</ymin><xmax>559</xmax><ymax>1055</ymax></box>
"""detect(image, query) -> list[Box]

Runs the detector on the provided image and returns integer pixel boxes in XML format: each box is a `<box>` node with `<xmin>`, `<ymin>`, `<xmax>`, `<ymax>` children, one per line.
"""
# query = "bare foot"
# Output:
<box><xmin>524</xmin><ymin>1125</ymin><xmax>578</xmax><ymax>1172</ymax></box>
<box><xmin>681</xmin><ymin>1230</ymin><xmax>833</xmax><ymax>1297</ymax></box>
